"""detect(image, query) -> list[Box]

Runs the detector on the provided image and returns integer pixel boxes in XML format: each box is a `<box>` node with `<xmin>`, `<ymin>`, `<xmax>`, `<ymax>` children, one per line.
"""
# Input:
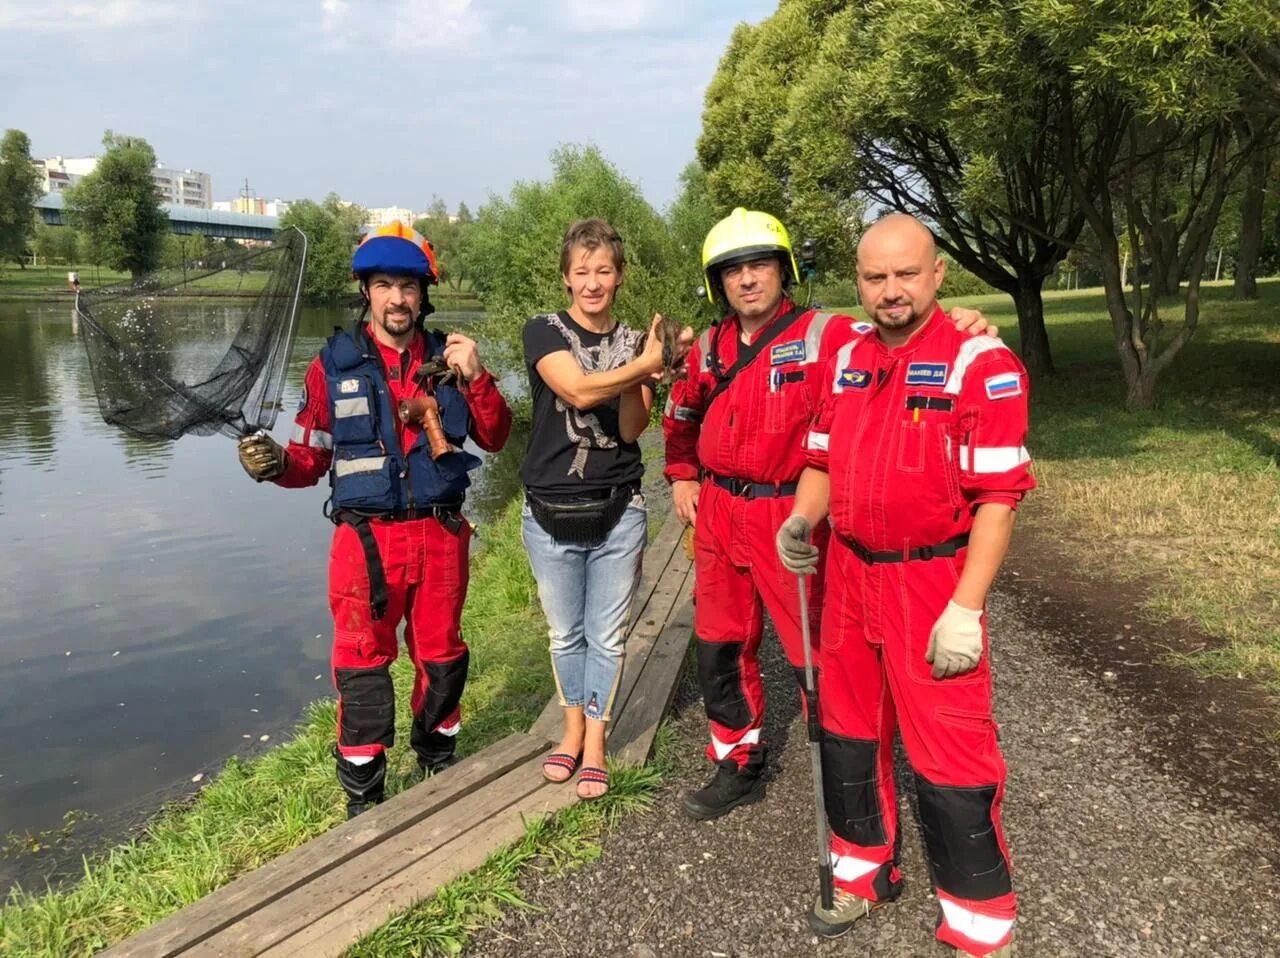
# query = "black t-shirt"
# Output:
<box><xmin>519</xmin><ymin>311</ymin><xmax>648</xmax><ymax>500</ymax></box>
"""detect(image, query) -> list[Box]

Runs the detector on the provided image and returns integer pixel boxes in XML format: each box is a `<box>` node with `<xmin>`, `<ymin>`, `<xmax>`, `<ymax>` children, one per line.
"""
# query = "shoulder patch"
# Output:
<box><xmin>770</xmin><ymin>340</ymin><xmax>806</xmax><ymax>365</ymax></box>
<box><xmin>904</xmin><ymin>362</ymin><xmax>948</xmax><ymax>387</ymax></box>
<box><xmin>851</xmin><ymin>321</ymin><xmax>874</xmax><ymax>335</ymax></box>
<box><xmin>984</xmin><ymin>371</ymin><xmax>1023</xmax><ymax>400</ymax></box>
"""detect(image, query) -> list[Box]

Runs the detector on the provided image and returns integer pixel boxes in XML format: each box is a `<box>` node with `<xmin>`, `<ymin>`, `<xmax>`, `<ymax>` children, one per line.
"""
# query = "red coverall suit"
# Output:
<box><xmin>664</xmin><ymin>299</ymin><xmax>861</xmax><ymax>775</ymax></box>
<box><xmin>278</xmin><ymin>331</ymin><xmax>512</xmax><ymax>771</ymax></box>
<box><xmin>804</xmin><ymin>306</ymin><xmax>1034</xmax><ymax>956</ymax></box>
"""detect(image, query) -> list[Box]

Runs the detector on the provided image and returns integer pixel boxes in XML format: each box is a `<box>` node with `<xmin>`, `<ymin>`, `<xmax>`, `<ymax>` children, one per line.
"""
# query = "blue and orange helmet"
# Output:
<box><xmin>352</xmin><ymin>220</ymin><xmax>439</xmax><ymax>286</ymax></box>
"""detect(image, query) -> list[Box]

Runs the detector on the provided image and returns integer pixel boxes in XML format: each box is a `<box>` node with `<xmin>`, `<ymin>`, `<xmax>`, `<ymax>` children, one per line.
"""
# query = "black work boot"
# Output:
<box><xmin>415</xmin><ymin>752</ymin><xmax>459</xmax><ymax>779</ymax></box>
<box><xmin>335</xmin><ymin>747</ymin><xmax>386</xmax><ymax>819</ymax></box>
<box><xmin>682</xmin><ymin>760</ymin><xmax>765</xmax><ymax>820</ymax></box>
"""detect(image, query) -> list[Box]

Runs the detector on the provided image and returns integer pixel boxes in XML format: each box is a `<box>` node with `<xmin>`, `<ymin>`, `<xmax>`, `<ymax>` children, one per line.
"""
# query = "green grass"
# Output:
<box><xmin>842</xmin><ymin>278</ymin><xmax>1280</xmax><ymax>684</ymax></box>
<box><xmin>0</xmin><ymin>499</ymin><xmax>553</xmax><ymax>957</ymax></box>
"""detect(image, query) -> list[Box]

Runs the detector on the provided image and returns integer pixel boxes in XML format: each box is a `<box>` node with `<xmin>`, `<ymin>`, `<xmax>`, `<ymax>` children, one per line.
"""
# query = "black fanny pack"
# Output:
<box><xmin>527</xmin><ymin>483</ymin><xmax>638</xmax><ymax>545</ymax></box>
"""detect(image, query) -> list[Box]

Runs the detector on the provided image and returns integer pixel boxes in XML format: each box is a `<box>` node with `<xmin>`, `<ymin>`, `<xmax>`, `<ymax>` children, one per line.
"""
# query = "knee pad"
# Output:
<box><xmin>695</xmin><ymin>639</ymin><xmax>751</xmax><ymax>729</ymax></box>
<box><xmin>914</xmin><ymin>773</ymin><xmax>1012</xmax><ymax>900</ymax></box>
<box><xmin>335</xmin><ymin>664</ymin><xmax>395</xmax><ymax>749</ymax></box>
<box><xmin>821</xmin><ymin>732</ymin><xmax>887</xmax><ymax>847</ymax></box>
<box><xmin>417</xmin><ymin>649</ymin><xmax>470</xmax><ymax>731</ymax></box>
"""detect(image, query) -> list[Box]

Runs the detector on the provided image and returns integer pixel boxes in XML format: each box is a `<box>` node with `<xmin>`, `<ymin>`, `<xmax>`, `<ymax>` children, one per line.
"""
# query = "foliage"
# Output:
<box><xmin>467</xmin><ymin>145</ymin><xmax>692</xmax><ymax>358</ymax></box>
<box><xmin>414</xmin><ymin>199</ymin><xmax>476</xmax><ymax>293</ymax></box>
<box><xmin>0</xmin><ymin>129</ymin><xmax>44</xmax><ymax>267</ymax></box>
<box><xmin>279</xmin><ymin>195</ymin><xmax>366</xmax><ymax>301</ymax></box>
<box><xmin>63</xmin><ymin>132</ymin><xmax>169</xmax><ymax>282</ymax></box>
<box><xmin>697</xmin><ymin>0</ymin><xmax>1280</xmax><ymax>398</ymax></box>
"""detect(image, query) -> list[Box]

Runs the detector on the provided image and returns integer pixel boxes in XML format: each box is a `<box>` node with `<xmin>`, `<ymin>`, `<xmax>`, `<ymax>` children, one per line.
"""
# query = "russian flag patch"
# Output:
<box><xmin>984</xmin><ymin>372</ymin><xmax>1022</xmax><ymax>400</ymax></box>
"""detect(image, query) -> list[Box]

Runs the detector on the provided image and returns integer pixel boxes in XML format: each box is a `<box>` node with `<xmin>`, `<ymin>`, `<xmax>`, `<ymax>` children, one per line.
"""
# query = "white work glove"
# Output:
<box><xmin>776</xmin><ymin>514</ymin><xmax>819</xmax><ymax>575</ymax></box>
<box><xmin>925</xmin><ymin>601</ymin><xmax>984</xmax><ymax>679</ymax></box>
<box><xmin>238</xmin><ymin>431</ymin><xmax>286</xmax><ymax>482</ymax></box>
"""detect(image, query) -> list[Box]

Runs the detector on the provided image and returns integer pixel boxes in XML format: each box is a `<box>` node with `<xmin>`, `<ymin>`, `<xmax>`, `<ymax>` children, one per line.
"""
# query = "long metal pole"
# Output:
<box><xmin>798</xmin><ymin>576</ymin><xmax>834</xmax><ymax>909</ymax></box>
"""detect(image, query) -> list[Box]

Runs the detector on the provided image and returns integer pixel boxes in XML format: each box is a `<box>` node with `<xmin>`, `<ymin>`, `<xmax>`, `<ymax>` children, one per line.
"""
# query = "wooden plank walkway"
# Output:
<box><xmin>102</xmin><ymin>511</ymin><xmax>694</xmax><ymax>958</ymax></box>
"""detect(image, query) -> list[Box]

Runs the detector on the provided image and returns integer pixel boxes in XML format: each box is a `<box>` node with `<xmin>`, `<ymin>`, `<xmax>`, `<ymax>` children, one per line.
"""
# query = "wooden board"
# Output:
<box><xmin>258</xmin><ymin>779</ymin><xmax>577</xmax><ymax>957</ymax></box>
<box><xmin>100</xmin><ymin>732</ymin><xmax>549</xmax><ymax>958</ymax></box>
<box><xmin>201</xmin><ymin>757</ymin><xmax>574</xmax><ymax>957</ymax></box>
<box><xmin>610</xmin><ymin>569</ymin><xmax>696</xmax><ymax>764</ymax></box>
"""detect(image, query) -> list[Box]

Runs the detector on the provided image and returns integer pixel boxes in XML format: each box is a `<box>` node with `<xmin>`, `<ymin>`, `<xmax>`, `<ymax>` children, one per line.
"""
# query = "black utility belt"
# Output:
<box><xmin>708</xmin><ymin>473</ymin><xmax>799</xmax><ymax>499</ymax></box>
<box><xmin>526</xmin><ymin>483</ymin><xmax>640</xmax><ymax>546</ymax></box>
<box><xmin>333</xmin><ymin>503</ymin><xmax>463</xmax><ymax>522</ymax></box>
<box><xmin>838</xmin><ymin>531</ymin><xmax>970</xmax><ymax>564</ymax></box>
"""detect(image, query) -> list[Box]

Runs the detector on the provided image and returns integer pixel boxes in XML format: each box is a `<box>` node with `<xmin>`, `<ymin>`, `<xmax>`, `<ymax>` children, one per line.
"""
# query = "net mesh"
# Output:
<box><xmin>74</xmin><ymin>227</ymin><xmax>308</xmax><ymax>441</ymax></box>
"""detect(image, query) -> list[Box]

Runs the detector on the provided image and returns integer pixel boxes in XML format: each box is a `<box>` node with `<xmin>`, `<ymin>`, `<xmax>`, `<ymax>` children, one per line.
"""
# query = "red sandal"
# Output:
<box><xmin>542</xmin><ymin>751</ymin><xmax>582</xmax><ymax>783</ymax></box>
<box><xmin>576</xmin><ymin>766</ymin><xmax>609</xmax><ymax>800</ymax></box>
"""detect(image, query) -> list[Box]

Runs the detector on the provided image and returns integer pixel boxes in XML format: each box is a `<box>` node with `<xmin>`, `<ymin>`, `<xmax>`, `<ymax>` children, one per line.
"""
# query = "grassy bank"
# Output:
<box><xmin>0</xmin><ymin>498</ymin><xmax>554</xmax><ymax>956</ymax></box>
<box><xmin>922</xmin><ymin>279</ymin><xmax>1280</xmax><ymax>684</ymax></box>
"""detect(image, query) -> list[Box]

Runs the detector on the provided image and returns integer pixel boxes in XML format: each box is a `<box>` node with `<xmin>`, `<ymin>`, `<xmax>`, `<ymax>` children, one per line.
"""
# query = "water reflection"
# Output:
<box><xmin>0</xmin><ymin>300</ymin><xmax>522</xmax><ymax>892</ymax></box>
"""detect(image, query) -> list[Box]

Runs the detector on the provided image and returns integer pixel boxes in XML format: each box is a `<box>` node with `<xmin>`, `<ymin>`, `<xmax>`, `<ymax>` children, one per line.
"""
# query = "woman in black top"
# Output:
<box><xmin>521</xmin><ymin>218</ymin><xmax>690</xmax><ymax>799</ymax></box>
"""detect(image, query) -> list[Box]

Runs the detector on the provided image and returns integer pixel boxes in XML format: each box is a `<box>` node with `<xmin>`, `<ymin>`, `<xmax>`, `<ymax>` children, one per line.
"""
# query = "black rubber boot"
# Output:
<box><xmin>681</xmin><ymin>760</ymin><xmax>765</xmax><ymax>820</ymax></box>
<box><xmin>335</xmin><ymin>748</ymin><xmax>386</xmax><ymax>819</ymax></box>
<box><xmin>415</xmin><ymin>752</ymin><xmax>459</xmax><ymax>780</ymax></box>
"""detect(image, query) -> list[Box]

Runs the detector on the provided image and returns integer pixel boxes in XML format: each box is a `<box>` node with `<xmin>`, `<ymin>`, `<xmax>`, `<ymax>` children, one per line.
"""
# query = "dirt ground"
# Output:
<box><xmin>468</xmin><ymin>525</ymin><xmax>1280</xmax><ymax>957</ymax></box>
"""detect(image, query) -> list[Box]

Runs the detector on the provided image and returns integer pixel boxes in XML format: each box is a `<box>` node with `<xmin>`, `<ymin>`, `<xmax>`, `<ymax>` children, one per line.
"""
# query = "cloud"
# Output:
<box><xmin>318</xmin><ymin>0</ymin><xmax>487</xmax><ymax>52</ymax></box>
<box><xmin>554</xmin><ymin>0</ymin><xmax>684</xmax><ymax>34</ymax></box>
<box><xmin>0</xmin><ymin>0</ymin><xmax>185</xmax><ymax>31</ymax></box>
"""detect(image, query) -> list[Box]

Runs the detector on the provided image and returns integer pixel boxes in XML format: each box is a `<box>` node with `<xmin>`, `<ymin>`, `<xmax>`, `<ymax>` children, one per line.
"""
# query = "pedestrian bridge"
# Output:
<box><xmin>36</xmin><ymin>192</ymin><xmax>280</xmax><ymax>241</ymax></box>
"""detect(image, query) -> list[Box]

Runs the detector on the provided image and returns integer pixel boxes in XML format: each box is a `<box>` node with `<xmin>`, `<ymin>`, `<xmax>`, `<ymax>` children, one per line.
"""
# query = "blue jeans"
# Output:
<box><xmin>522</xmin><ymin>494</ymin><xmax>647</xmax><ymax>722</ymax></box>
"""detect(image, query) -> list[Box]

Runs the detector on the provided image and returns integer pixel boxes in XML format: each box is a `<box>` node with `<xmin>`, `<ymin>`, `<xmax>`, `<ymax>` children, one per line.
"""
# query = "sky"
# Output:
<box><xmin>1</xmin><ymin>0</ymin><xmax>777</xmax><ymax>214</ymax></box>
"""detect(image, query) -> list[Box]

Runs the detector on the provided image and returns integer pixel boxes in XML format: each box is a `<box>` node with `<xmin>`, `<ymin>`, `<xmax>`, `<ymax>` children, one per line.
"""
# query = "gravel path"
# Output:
<box><xmin>468</xmin><ymin>584</ymin><xmax>1280</xmax><ymax>957</ymax></box>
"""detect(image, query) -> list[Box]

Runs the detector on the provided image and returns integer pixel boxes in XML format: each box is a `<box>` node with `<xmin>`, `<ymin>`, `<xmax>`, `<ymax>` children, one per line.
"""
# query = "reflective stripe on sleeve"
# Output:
<box><xmin>943</xmin><ymin>337</ymin><xmax>1010</xmax><ymax>395</ymax></box>
<box><xmin>334</xmin><ymin>397</ymin><xmax>370</xmax><ymax>419</ymax></box>
<box><xmin>291</xmin><ymin>424</ymin><xmax>332</xmax><ymax>449</ymax></box>
<box><xmin>829</xmin><ymin>341</ymin><xmax>856</xmax><ymax>392</ymax></box>
<box><xmin>959</xmin><ymin>445</ymin><xmax>1030</xmax><ymax>473</ymax></box>
<box><xmin>333</xmin><ymin>456</ymin><xmax>386</xmax><ymax>477</ymax></box>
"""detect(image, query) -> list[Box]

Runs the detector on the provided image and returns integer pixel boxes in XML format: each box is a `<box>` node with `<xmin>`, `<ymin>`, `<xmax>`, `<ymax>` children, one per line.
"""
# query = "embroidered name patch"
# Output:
<box><xmin>904</xmin><ymin>362</ymin><xmax>948</xmax><ymax>386</ymax></box>
<box><xmin>838</xmin><ymin>368</ymin><xmax>871</xmax><ymax>389</ymax></box>
<box><xmin>984</xmin><ymin>372</ymin><xmax>1023</xmax><ymax>400</ymax></box>
<box><xmin>339</xmin><ymin>378</ymin><xmax>361</xmax><ymax>394</ymax></box>
<box><xmin>770</xmin><ymin>340</ymin><xmax>806</xmax><ymax>365</ymax></box>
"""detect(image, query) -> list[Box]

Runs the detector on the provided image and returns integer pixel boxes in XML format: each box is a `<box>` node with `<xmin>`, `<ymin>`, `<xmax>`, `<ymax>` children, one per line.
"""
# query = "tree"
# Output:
<box><xmin>455</xmin><ymin>201</ymin><xmax>473</xmax><ymax>224</ymax></box>
<box><xmin>279</xmin><ymin>195</ymin><xmax>365</xmax><ymax>300</ymax></box>
<box><xmin>414</xmin><ymin>201</ymin><xmax>472</xmax><ymax>294</ymax></box>
<box><xmin>698</xmin><ymin>1</ymin><xmax>1086</xmax><ymax>377</ymax></box>
<box><xmin>0</xmin><ymin>129</ymin><xmax>42</xmax><ymax>268</ymax></box>
<box><xmin>665</xmin><ymin>161</ymin><xmax>720</xmax><ymax>293</ymax></box>
<box><xmin>64</xmin><ymin>132</ymin><xmax>168</xmax><ymax>282</ymax></box>
<box><xmin>466</xmin><ymin>145</ymin><xmax>686</xmax><ymax>356</ymax></box>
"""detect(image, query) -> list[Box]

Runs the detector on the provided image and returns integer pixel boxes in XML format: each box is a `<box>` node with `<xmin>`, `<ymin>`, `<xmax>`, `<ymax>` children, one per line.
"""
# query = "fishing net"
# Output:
<box><xmin>74</xmin><ymin>227</ymin><xmax>308</xmax><ymax>440</ymax></box>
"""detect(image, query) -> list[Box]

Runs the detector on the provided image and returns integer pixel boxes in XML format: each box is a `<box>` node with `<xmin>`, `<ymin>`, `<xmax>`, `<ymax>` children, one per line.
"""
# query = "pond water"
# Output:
<box><xmin>0</xmin><ymin>299</ymin><xmax>525</xmax><ymax>891</ymax></box>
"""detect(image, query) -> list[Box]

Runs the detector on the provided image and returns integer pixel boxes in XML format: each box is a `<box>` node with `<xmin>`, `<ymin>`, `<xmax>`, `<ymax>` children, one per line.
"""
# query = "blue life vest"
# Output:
<box><xmin>321</xmin><ymin>325</ymin><xmax>481</xmax><ymax>513</ymax></box>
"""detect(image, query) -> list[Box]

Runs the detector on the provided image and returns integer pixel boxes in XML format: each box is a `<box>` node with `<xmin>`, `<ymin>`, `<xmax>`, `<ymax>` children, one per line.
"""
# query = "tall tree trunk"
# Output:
<box><xmin>1012</xmin><ymin>278</ymin><xmax>1054</xmax><ymax>377</ymax></box>
<box><xmin>1149</xmin><ymin>218</ymin><xmax>1182</xmax><ymax>297</ymax></box>
<box><xmin>1125</xmin><ymin>367</ymin><xmax>1158</xmax><ymax>410</ymax></box>
<box><xmin>1234</xmin><ymin>146</ymin><xmax>1268</xmax><ymax>300</ymax></box>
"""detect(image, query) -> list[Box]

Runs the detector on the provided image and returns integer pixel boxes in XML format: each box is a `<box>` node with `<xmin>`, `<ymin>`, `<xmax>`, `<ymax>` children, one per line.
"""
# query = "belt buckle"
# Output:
<box><xmin>737</xmin><ymin>478</ymin><xmax>755</xmax><ymax>499</ymax></box>
<box><xmin>916</xmin><ymin>545</ymin><xmax>935</xmax><ymax>561</ymax></box>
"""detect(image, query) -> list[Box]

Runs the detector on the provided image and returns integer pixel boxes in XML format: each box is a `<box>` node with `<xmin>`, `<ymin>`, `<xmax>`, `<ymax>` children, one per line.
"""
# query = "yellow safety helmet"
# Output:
<box><xmin>700</xmin><ymin>207</ymin><xmax>800</xmax><ymax>304</ymax></box>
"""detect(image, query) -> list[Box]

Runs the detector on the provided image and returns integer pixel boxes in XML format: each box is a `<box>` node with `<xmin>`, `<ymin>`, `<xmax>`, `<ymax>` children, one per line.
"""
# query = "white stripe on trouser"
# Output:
<box><xmin>333</xmin><ymin>456</ymin><xmax>386</xmax><ymax>477</ymax></box>
<box><xmin>830</xmin><ymin>851</ymin><xmax>881</xmax><ymax>882</ymax></box>
<box><xmin>958</xmin><ymin>445</ymin><xmax>1030</xmax><ymax>474</ymax></box>
<box><xmin>807</xmin><ymin>431</ymin><xmax>829</xmax><ymax>451</ymax></box>
<box><xmin>938</xmin><ymin>898</ymin><xmax>1014</xmax><ymax>946</ymax></box>
<box><xmin>345</xmin><ymin>754</ymin><xmax>375</xmax><ymax>766</ymax></box>
<box><xmin>710</xmin><ymin>727</ymin><xmax>760</xmax><ymax>761</ymax></box>
<box><xmin>434</xmin><ymin>720</ymin><xmax>461</xmax><ymax>737</ymax></box>
<box><xmin>334</xmin><ymin>396</ymin><xmax>370</xmax><ymax>418</ymax></box>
